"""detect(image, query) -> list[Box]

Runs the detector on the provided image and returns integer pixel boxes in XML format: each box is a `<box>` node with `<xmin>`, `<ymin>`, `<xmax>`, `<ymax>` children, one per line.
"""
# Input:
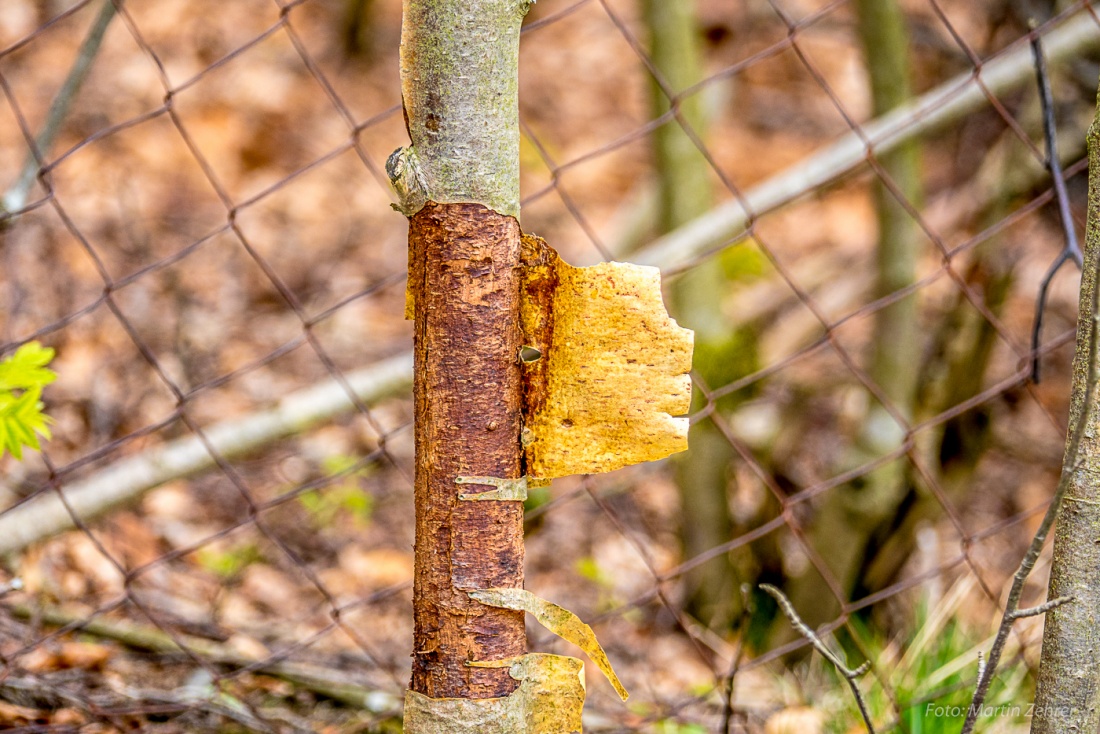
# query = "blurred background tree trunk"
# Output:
<box><xmin>643</xmin><ymin>0</ymin><xmax>734</xmax><ymax>630</ymax></box>
<box><xmin>780</xmin><ymin>0</ymin><xmax>924</xmax><ymax>634</ymax></box>
<box><xmin>342</xmin><ymin>0</ymin><xmax>378</xmax><ymax>58</ymax></box>
<box><xmin>643</xmin><ymin>0</ymin><xmax>767</xmax><ymax>632</ymax></box>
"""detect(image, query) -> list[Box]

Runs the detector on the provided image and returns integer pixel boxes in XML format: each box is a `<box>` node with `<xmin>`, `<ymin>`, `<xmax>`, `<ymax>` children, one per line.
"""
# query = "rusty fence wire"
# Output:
<box><xmin>0</xmin><ymin>0</ymin><xmax>1097</xmax><ymax>731</ymax></box>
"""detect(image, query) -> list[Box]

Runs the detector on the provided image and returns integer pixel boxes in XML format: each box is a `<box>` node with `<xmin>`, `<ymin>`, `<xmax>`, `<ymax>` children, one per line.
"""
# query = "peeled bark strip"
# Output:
<box><xmin>404</xmin><ymin>654</ymin><xmax>585</xmax><ymax>734</ymax></box>
<box><xmin>409</xmin><ymin>202</ymin><xmax>525</xmax><ymax>699</ymax></box>
<box><xmin>516</xmin><ymin>236</ymin><xmax>692</xmax><ymax>479</ymax></box>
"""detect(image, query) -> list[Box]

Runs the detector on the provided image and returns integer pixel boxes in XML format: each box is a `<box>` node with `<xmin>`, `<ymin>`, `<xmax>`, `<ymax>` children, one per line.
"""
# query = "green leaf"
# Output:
<box><xmin>0</xmin><ymin>343</ymin><xmax>56</xmax><ymax>461</ymax></box>
<box><xmin>0</xmin><ymin>418</ymin><xmax>19</xmax><ymax>460</ymax></box>
<box><xmin>0</xmin><ymin>342</ymin><xmax>57</xmax><ymax>392</ymax></box>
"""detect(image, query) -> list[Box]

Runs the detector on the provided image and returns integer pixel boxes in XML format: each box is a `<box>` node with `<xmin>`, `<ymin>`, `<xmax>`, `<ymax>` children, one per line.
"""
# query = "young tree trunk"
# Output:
<box><xmin>1031</xmin><ymin>80</ymin><xmax>1100</xmax><ymax>734</ymax></box>
<box><xmin>391</xmin><ymin>0</ymin><xmax>532</xmax><ymax>701</ymax></box>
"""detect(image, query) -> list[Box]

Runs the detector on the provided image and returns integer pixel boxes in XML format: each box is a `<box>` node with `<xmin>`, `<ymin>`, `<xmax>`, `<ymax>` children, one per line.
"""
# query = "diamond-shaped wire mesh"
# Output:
<box><xmin>0</xmin><ymin>0</ymin><xmax>1096</xmax><ymax>731</ymax></box>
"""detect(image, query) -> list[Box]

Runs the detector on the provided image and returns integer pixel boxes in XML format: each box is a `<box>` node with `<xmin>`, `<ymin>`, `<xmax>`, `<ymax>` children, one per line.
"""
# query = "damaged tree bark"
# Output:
<box><xmin>407</xmin><ymin>204</ymin><xmax>525</xmax><ymax>699</ymax></box>
<box><xmin>389</xmin><ymin>0</ymin><xmax>532</xmax><ymax>705</ymax></box>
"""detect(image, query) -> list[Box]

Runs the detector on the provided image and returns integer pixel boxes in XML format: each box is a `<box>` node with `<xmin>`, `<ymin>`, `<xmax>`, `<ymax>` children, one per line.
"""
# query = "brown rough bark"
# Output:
<box><xmin>409</xmin><ymin>202</ymin><xmax>526</xmax><ymax>699</ymax></box>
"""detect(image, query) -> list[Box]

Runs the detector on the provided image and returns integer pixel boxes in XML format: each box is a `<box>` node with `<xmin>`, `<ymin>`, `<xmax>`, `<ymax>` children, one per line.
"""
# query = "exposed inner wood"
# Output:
<box><xmin>409</xmin><ymin>202</ymin><xmax>526</xmax><ymax>699</ymax></box>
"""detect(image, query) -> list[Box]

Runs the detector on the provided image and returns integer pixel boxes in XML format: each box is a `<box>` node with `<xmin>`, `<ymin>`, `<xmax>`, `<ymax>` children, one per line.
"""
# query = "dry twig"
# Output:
<box><xmin>4</xmin><ymin>601</ymin><xmax>404</xmax><ymax>715</ymax></box>
<box><xmin>760</xmin><ymin>584</ymin><xmax>876</xmax><ymax>734</ymax></box>
<box><xmin>1030</xmin><ymin>31</ymin><xmax>1083</xmax><ymax>383</ymax></box>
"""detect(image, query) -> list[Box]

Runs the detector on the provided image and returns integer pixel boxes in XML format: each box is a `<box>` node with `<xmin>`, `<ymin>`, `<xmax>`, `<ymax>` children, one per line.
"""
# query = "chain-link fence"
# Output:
<box><xmin>1</xmin><ymin>0</ymin><xmax>1097</xmax><ymax>731</ymax></box>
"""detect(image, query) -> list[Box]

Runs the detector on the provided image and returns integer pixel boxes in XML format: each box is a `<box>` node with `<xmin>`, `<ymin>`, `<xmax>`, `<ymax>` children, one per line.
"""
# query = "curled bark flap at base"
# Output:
<box><xmin>404</xmin><ymin>653</ymin><xmax>585</xmax><ymax>734</ymax></box>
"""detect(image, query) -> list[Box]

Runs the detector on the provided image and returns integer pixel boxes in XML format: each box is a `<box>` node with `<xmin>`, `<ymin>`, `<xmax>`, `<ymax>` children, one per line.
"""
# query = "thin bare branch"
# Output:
<box><xmin>1010</xmin><ymin>595</ymin><xmax>1073</xmax><ymax>620</ymax></box>
<box><xmin>1030</xmin><ymin>31</ymin><xmax>1083</xmax><ymax>383</ymax></box>
<box><xmin>760</xmin><ymin>584</ymin><xmax>877</xmax><ymax>734</ymax></box>
<box><xmin>1032</xmin><ymin>250</ymin><xmax>1076</xmax><ymax>382</ymax></box>
<box><xmin>721</xmin><ymin>585</ymin><xmax>753</xmax><ymax>734</ymax></box>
